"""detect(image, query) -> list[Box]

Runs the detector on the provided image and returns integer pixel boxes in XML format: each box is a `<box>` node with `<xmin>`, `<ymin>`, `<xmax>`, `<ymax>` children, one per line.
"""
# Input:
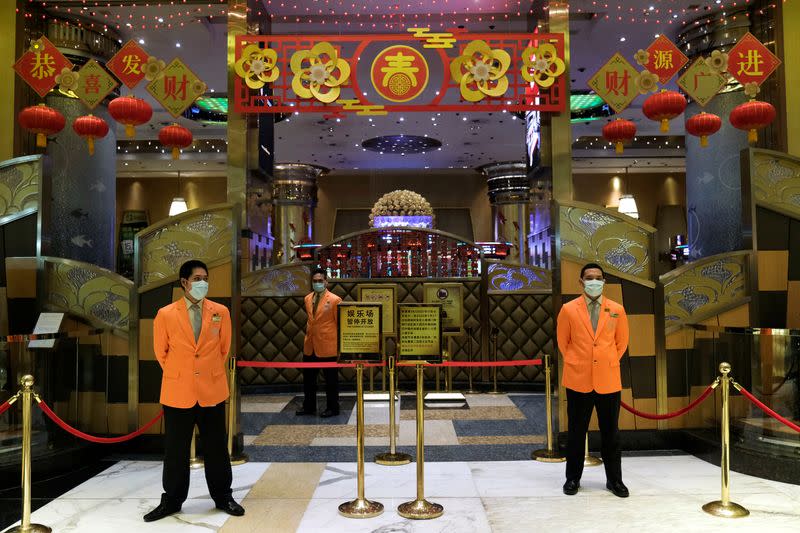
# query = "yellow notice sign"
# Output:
<box><xmin>338</xmin><ymin>303</ymin><xmax>382</xmax><ymax>362</ymax></box>
<box><xmin>398</xmin><ymin>304</ymin><xmax>442</xmax><ymax>361</ymax></box>
<box><xmin>423</xmin><ymin>283</ymin><xmax>463</xmax><ymax>333</ymax></box>
<box><xmin>358</xmin><ymin>284</ymin><xmax>396</xmax><ymax>335</ymax></box>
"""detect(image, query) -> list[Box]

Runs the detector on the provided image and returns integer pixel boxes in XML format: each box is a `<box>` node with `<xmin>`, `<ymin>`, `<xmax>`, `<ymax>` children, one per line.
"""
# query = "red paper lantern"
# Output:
<box><xmin>685</xmin><ymin>112</ymin><xmax>722</xmax><ymax>148</ymax></box>
<box><xmin>18</xmin><ymin>104</ymin><xmax>65</xmax><ymax>148</ymax></box>
<box><xmin>158</xmin><ymin>123</ymin><xmax>193</xmax><ymax>159</ymax></box>
<box><xmin>729</xmin><ymin>100</ymin><xmax>776</xmax><ymax>144</ymax></box>
<box><xmin>72</xmin><ymin>115</ymin><xmax>109</xmax><ymax>155</ymax></box>
<box><xmin>642</xmin><ymin>90</ymin><xmax>686</xmax><ymax>132</ymax></box>
<box><xmin>602</xmin><ymin>118</ymin><xmax>637</xmax><ymax>154</ymax></box>
<box><xmin>108</xmin><ymin>95</ymin><xmax>152</xmax><ymax>138</ymax></box>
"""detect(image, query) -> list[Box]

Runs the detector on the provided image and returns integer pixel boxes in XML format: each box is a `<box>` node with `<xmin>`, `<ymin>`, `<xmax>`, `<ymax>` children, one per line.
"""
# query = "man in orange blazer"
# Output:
<box><xmin>296</xmin><ymin>267</ymin><xmax>343</xmax><ymax>418</ymax></box>
<box><xmin>144</xmin><ymin>259</ymin><xmax>244</xmax><ymax>522</ymax></box>
<box><xmin>558</xmin><ymin>262</ymin><xmax>630</xmax><ymax>498</ymax></box>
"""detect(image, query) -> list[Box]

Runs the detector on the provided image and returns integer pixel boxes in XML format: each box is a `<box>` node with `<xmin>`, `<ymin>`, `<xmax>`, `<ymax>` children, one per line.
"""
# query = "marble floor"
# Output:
<box><xmin>3</xmin><ymin>455</ymin><xmax>799</xmax><ymax>532</ymax></box>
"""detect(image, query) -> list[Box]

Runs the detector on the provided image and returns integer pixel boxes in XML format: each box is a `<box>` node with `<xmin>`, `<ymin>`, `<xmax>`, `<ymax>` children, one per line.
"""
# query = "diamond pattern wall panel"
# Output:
<box><xmin>488</xmin><ymin>294</ymin><xmax>554</xmax><ymax>382</ymax></box>
<box><xmin>240</xmin><ymin>281</ymin><xmax>551</xmax><ymax>387</ymax></box>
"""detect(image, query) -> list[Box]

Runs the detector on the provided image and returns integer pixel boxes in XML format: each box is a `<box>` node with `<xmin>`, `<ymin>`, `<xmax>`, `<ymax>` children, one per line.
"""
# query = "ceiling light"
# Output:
<box><xmin>138</xmin><ymin>38</ymin><xmax>145</xmax><ymax>45</ymax></box>
<box><xmin>169</xmin><ymin>197</ymin><xmax>188</xmax><ymax>216</ymax></box>
<box><xmin>618</xmin><ymin>195</ymin><xmax>639</xmax><ymax>219</ymax></box>
<box><xmin>158</xmin><ymin>17</ymin><xmax>164</xmax><ymax>23</ymax></box>
<box><xmin>619</xmin><ymin>37</ymin><xmax>626</xmax><ymax>42</ymax></box>
<box><xmin>176</xmin><ymin>42</ymin><xmax>182</xmax><ymax>48</ymax></box>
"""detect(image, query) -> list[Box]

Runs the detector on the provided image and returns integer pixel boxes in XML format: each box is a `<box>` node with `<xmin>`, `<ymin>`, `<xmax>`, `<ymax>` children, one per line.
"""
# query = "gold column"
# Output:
<box><xmin>0</xmin><ymin>1</ymin><xmax>21</xmax><ymax>160</ymax></box>
<box><xmin>544</xmin><ymin>1</ymin><xmax>572</xmax><ymax>202</ymax></box>
<box><xmin>781</xmin><ymin>1</ymin><xmax>800</xmax><ymax>156</ymax></box>
<box><xmin>478</xmin><ymin>162</ymin><xmax>531</xmax><ymax>264</ymax></box>
<box><xmin>227</xmin><ymin>0</ymin><xmax>270</xmax><ymax>232</ymax></box>
<box><xmin>272</xmin><ymin>163</ymin><xmax>326</xmax><ymax>263</ymax></box>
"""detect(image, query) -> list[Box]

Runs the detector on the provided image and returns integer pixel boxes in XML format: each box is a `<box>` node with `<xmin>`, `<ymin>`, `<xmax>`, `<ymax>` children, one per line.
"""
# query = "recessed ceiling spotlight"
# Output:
<box><xmin>176</xmin><ymin>42</ymin><xmax>182</xmax><ymax>48</ymax></box>
<box><xmin>138</xmin><ymin>38</ymin><xmax>145</xmax><ymax>44</ymax></box>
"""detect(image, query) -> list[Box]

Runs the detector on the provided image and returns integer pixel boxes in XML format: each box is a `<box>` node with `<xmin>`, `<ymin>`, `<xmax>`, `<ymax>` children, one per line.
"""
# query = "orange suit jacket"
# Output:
<box><xmin>153</xmin><ymin>298</ymin><xmax>232</xmax><ymax>408</ymax></box>
<box><xmin>557</xmin><ymin>295</ymin><xmax>629</xmax><ymax>394</ymax></box>
<box><xmin>303</xmin><ymin>290</ymin><xmax>342</xmax><ymax>358</ymax></box>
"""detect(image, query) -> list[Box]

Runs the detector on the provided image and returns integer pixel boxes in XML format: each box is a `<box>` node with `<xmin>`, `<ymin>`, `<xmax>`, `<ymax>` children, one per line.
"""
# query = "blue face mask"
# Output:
<box><xmin>189</xmin><ymin>280</ymin><xmax>208</xmax><ymax>300</ymax></box>
<box><xmin>583</xmin><ymin>279</ymin><xmax>604</xmax><ymax>298</ymax></box>
<box><xmin>312</xmin><ymin>282</ymin><xmax>325</xmax><ymax>293</ymax></box>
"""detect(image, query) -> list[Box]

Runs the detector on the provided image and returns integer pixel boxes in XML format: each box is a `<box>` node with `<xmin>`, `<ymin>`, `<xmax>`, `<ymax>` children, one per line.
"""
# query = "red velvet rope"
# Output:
<box><xmin>0</xmin><ymin>399</ymin><xmax>14</xmax><ymax>417</ymax></box>
<box><xmin>736</xmin><ymin>384</ymin><xmax>800</xmax><ymax>433</ymax></box>
<box><xmin>237</xmin><ymin>361</ymin><xmax>386</xmax><ymax>369</ymax></box>
<box><xmin>398</xmin><ymin>359</ymin><xmax>543</xmax><ymax>367</ymax></box>
<box><xmin>620</xmin><ymin>383</ymin><xmax>716</xmax><ymax>420</ymax></box>
<box><xmin>37</xmin><ymin>400</ymin><xmax>164</xmax><ymax>444</ymax></box>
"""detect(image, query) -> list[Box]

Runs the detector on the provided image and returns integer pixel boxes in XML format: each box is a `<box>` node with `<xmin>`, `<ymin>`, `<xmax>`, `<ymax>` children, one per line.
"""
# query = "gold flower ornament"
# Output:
<box><xmin>55</xmin><ymin>67</ymin><xmax>79</xmax><ymax>91</ymax></box>
<box><xmin>635</xmin><ymin>70</ymin><xmax>659</xmax><ymax>94</ymax></box>
<box><xmin>520</xmin><ymin>43</ymin><xmax>565</xmax><ymax>89</ymax></box>
<box><xmin>744</xmin><ymin>82</ymin><xmax>760</xmax><ymax>98</ymax></box>
<box><xmin>235</xmin><ymin>44</ymin><xmax>280</xmax><ymax>89</ymax></box>
<box><xmin>634</xmin><ymin>49</ymin><xmax>650</xmax><ymax>67</ymax></box>
<box><xmin>290</xmin><ymin>42</ymin><xmax>350</xmax><ymax>103</ymax></box>
<box><xmin>450</xmin><ymin>40</ymin><xmax>511</xmax><ymax>102</ymax></box>
<box><xmin>706</xmin><ymin>50</ymin><xmax>728</xmax><ymax>73</ymax></box>
<box><xmin>143</xmin><ymin>56</ymin><xmax>166</xmax><ymax>81</ymax></box>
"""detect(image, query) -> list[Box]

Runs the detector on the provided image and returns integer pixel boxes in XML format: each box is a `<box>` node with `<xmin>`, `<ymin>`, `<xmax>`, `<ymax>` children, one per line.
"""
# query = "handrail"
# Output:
<box><xmin>659</xmin><ymin>250</ymin><xmax>751</xmax><ymax>284</ymax></box>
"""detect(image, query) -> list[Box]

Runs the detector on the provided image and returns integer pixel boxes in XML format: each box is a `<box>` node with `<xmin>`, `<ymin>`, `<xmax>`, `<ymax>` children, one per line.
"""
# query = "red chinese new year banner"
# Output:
<box><xmin>233</xmin><ymin>29</ymin><xmax>566</xmax><ymax>115</ymax></box>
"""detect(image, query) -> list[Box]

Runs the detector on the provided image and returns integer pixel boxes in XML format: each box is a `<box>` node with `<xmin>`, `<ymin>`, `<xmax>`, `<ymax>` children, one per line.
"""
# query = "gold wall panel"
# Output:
<box><xmin>41</xmin><ymin>256</ymin><xmax>133</xmax><ymax>332</ymax></box>
<box><xmin>241</xmin><ymin>262</ymin><xmax>312</xmax><ymax>297</ymax></box>
<box><xmin>136</xmin><ymin>204</ymin><xmax>234</xmax><ymax>291</ymax></box>
<box><xmin>485</xmin><ymin>260</ymin><xmax>552</xmax><ymax>293</ymax></box>
<box><xmin>749</xmin><ymin>148</ymin><xmax>800</xmax><ymax>218</ymax></box>
<box><xmin>660</xmin><ymin>251</ymin><xmax>750</xmax><ymax>332</ymax></box>
<box><xmin>0</xmin><ymin>155</ymin><xmax>41</xmax><ymax>222</ymax></box>
<box><xmin>559</xmin><ymin>200</ymin><xmax>655</xmax><ymax>282</ymax></box>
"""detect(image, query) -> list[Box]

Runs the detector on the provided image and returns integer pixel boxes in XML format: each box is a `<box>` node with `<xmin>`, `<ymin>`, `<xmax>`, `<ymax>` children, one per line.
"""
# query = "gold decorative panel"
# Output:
<box><xmin>661</xmin><ymin>251</ymin><xmax>750</xmax><ymax>332</ymax></box>
<box><xmin>559</xmin><ymin>200</ymin><xmax>655</xmax><ymax>283</ymax></box>
<box><xmin>486</xmin><ymin>260</ymin><xmax>552</xmax><ymax>293</ymax></box>
<box><xmin>0</xmin><ymin>155</ymin><xmax>42</xmax><ymax>222</ymax></box>
<box><xmin>136</xmin><ymin>204</ymin><xmax>234</xmax><ymax>292</ymax></box>
<box><xmin>41</xmin><ymin>256</ymin><xmax>133</xmax><ymax>331</ymax></box>
<box><xmin>242</xmin><ymin>262</ymin><xmax>312</xmax><ymax>297</ymax></box>
<box><xmin>749</xmin><ymin>148</ymin><xmax>800</xmax><ymax>219</ymax></box>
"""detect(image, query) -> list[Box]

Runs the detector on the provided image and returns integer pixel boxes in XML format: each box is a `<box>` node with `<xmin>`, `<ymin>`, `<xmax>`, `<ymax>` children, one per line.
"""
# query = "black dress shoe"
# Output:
<box><xmin>606</xmin><ymin>480</ymin><xmax>629</xmax><ymax>498</ymax></box>
<box><xmin>143</xmin><ymin>501</ymin><xmax>181</xmax><ymax>522</ymax></box>
<box><xmin>295</xmin><ymin>408</ymin><xmax>316</xmax><ymax>416</ymax></box>
<box><xmin>320</xmin><ymin>408</ymin><xmax>340</xmax><ymax>418</ymax></box>
<box><xmin>215</xmin><ymin>499</ymin><xmax>245</xmax><ymax>516</ymax></box>
<box><xmin>563</xmin><ymin>479</ymin><xmax>580</xmax><ymax>495</ymax></box>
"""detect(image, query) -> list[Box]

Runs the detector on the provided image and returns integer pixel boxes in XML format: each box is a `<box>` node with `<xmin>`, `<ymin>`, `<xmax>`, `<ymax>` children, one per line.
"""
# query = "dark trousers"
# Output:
<box><xmin>162</xmin><ymin>402</ymin><xmax>232</xmax><ymax>506</ymax></box>
<box><xmin>565</xmin><ymin>388</ymin><xmax>623</xmax><ymax>484</ymax></box>
<box><xmin>302</xmin><ymin>353</ymin><xmax>339</xmax><ymax>412</ymax></box>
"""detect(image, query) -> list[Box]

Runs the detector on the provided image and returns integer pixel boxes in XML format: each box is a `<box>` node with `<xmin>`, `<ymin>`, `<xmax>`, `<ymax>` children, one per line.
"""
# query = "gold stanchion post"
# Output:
<box><xmin>339</xmin><ymin>363</ymin><xmax>384</xmax><ymax>518</ymax></box>
<box><xmin>375</xmin><ymin>357</ymin><xmax>412</xmax><ymax>466</ymax></box>
<box><xmin>8</xmin><ymin>375</ymin><xmax>51</xmax><ymax>533</ymax></box>
<box><xmin>189</xmin><ymin>427</ymin><xmax>204</xmax><ymax>469</ymax></box>
<box><xmin>532</xmin><ymin>354</ymin><xmax>566</xmax><ymax>462</ymax></box>
<box><xmin>584</xmin><ymin>435</ymin><xmax>602</xmax><ymax>467</ymax></box>
<box><xmin>464</xmin><ymin>327</ymin><xmax>478</xmax><ymax>394</ymax></box>
<box><xmin>397</xmin><ymin>363</ymin><xmax>444</xmax><ymax>520</ymax></box>
<box><xmin>703</xmin><ymin>362</ymin><xmax>749</xmax><ymax>518</ymax></box>
<box><xmin>487</xmin><ymin>328</ymin><xmax>502</xmax><ymax>394</ymax></box>
<box><xmin>227</xmin><ymin>357</ymin><xmax>248</xmax><ymax>465</ymax></box>
<box><xmin>445</xmin><ymin>338</ymin><xmax>453</xmax><ymax>393</ymax></box>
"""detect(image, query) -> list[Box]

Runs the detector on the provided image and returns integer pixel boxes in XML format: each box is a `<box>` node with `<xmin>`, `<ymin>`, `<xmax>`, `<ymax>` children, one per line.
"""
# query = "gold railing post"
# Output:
<box><xmin>189</xmin><ymin>427</ymin><xmax>204</xmax><ymax>469</ymax></box>
<box><xmin>8</xmin><ymin>375</ymin><xmax>52</xmax><ymax>533</ymax></box>
<box><xmin>465</xmin><ymin>327</ymin><xmax>478</xmax><ymax>394</ymax></box>
<box><xmin>228</xmin><ymin>357</ymin><xmax>248</xmax><ymax>465</ymax></box>
<box><xmin>532</xmin><ymin>354</ymin><xmax>566</xmax><ymax>462</ymax></box>
<box><xmin>397</xmin><ymin>363</ymin><xmax>444</xmax><ymax>520</ymax></box>
<box><xmin>339</xmin><ymin>363</ymin><xmax>384</xmax><ymax>518</ymax></box>
<box><xmin>703</xmin><ymin>362</ymin><xmax>749</xmax><ymax>518</ymax></box>
<box><xmin>488</xmin><ymin>329</ymin><xmax>502</xmax><ymax>394</ymax></box>
<box><xmin>375</xmin><ymin>357</ymin><xmax>411</xmax><ymax>466</ymax></box>
<box><xmin>584</xmin><ymin>434</ymin><xmax>602</xmax><ymax>467</ymax></box>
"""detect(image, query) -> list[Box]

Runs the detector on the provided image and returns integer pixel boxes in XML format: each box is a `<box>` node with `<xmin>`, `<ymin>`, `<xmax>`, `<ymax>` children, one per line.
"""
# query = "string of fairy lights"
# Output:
<box><xmin>22</xmin><ymin>0</ymin><xmax>781</xmax><ymax>32</ymax></box>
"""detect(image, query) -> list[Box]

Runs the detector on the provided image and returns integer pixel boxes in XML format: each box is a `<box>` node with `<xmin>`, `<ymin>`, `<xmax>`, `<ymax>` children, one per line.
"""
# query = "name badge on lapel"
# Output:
<box><xmin>212</xmin><ymin>313</ymin><xmax>222</xmax><ymax>323</ymax></box>
<box><xmin>604</xmin><ymin>308</ymin><xmax>619</xmax><ymax>318</ymax></box>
